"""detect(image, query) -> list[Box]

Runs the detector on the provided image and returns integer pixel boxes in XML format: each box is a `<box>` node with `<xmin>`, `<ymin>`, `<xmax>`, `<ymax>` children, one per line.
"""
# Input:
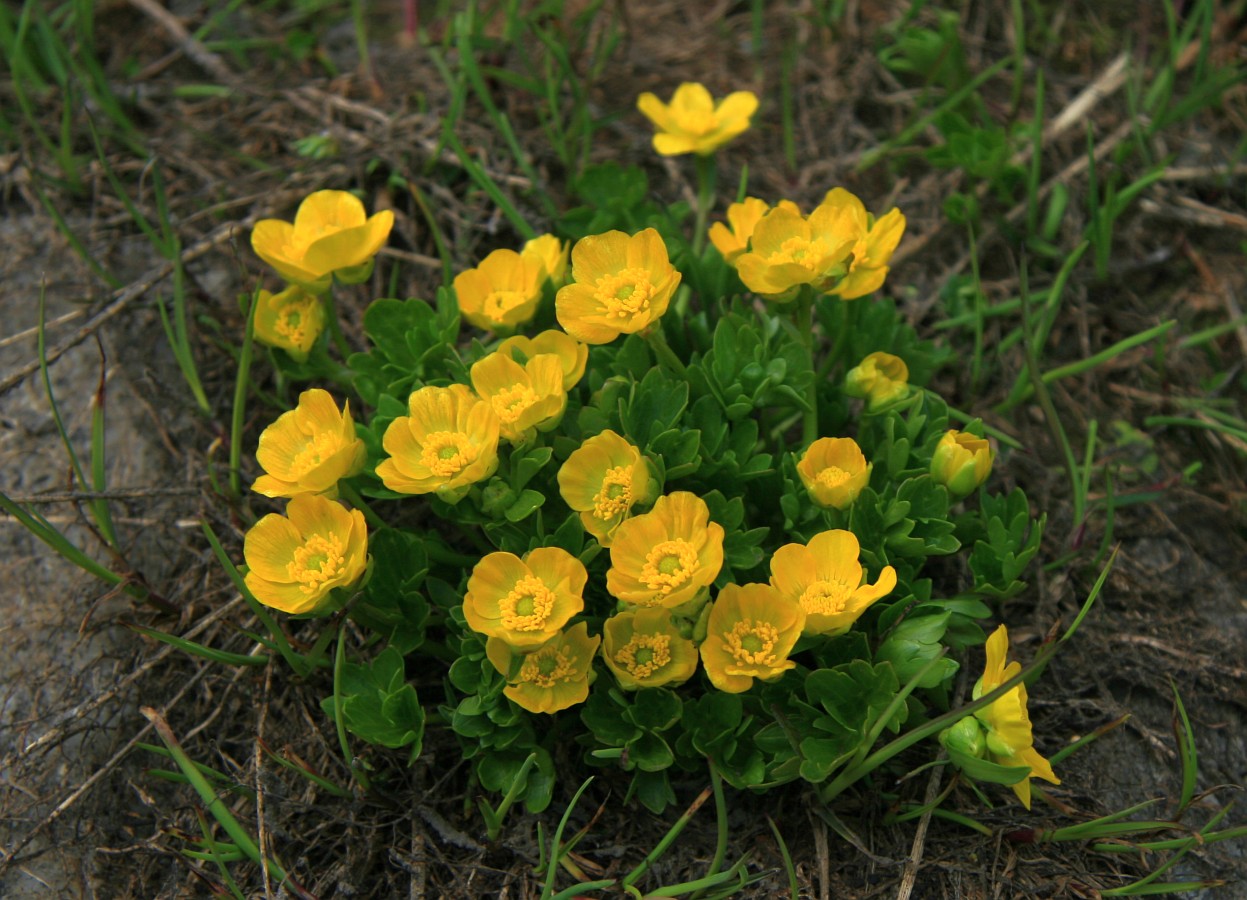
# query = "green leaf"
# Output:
<box><xmin>323</xmin><ymin>647</ymin><xmax>424</xmax><ymax>764</ymax></box>
<box><xmin>505</xmin><ymin>489</ymin><xmax>546</xmax><ymax>522</ymax></box>
<box><xmin>626</xmin><ymin>689</ymin><xmax>682</xmax><ymax>731</ymax></box>
<box><xmin>350</xmin><ymin>529</ymin><xmax>429</xmax><ymax>654</ymax></box>
<box><xmin>877</xmin><ymin>612</ymin><xmax>959</xmax><ymax>689</ymax></box>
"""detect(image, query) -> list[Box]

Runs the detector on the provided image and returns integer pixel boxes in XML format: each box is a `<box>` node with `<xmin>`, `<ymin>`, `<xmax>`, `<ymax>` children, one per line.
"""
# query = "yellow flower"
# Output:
<box><xmin>253</xmin><ymin>285</ymin><xmax>325</xmax><ymax>361</ymax></box>
<box><xmin>708</xmin><ymin>197</ymin><xmax>800</xmax><ymax>265</ymax></box>
<box><xmin>844</xmin><ymin>352</ymin><xmax>910</xmax><ymax>410</ymax></box>
<box><xmin>796</xmin><ymin>437</ymin><xmax>871</xmax><ymax>509</ymax></box>
<box><xmin>769</xmin><ymin>529</ymin><xmax>896</xmax><ymax>635</ymax></box>
<box><xmin>973</xmin><ymin>625</ymin><xmax>1060</xmax><ymax>808</ymax></box>
<box><xmin>486</xmin><ymin>622</ymin><xmax>600</xmax><ymax>714</ymax></box>
<box><xmin>636</xmin><ymin>82</ymin><xmax>758</xmax><ymax>156</ymax></box>
<box><xmin>464</xmin><ymin>547</ymin><xmax>587</xmax><ymax>649</ymax></box>
<box><xmin>376</xmin><ymin>384</ymin><xmax>500</xmax><ymax>498</ymax></box>
<box><xmin>496</xmin><ymin>329</ymin><xmax>588</xmax><ymax>391</ymax></box>
<box><xmin>557</xmin><ymin>430</ymin><xmax>654</xmax><ymax>547</ymax></box>
<box><xmin>700</xmin><ymin>583</ymin><xmax>805</xmax><ymax>693</ymax></box>
<box><xmin>454</xmin><ymin>248</ymin><xmax>544</xmax><ymax>333</ymax></box>
<box><xmin>818</xmin><ymin>188</ymin><xmax>906</xmax><ymax>300</ymax></box>
<box><xmin>555</xmin><ymin>229</ymin><xmax>681</xmax><ymax>344</ymax></box>
<box><xmin>243</xmin><ymin>494</ymin><xmax>367</xmax><ymax>615</ymax></box>
<box><xmin>930</xmin><ymin>430</ymin><xmax>993</xmax><ymax>497</ymax></box>
<box><xmin>469</xmin><ymin>351</ymin><xmax>567</xmax><ymax>444</ymax></box>
<box><xmin>253</xmin><ymin>389</ymin><xmax>366</xmax><ymax>499</ymax></box>
<box><xmin>521</xmin><ymin>233</ymin><xmax>570</xmax><ymax>287</ymax></box>
<box><xmin>602</xmin><ymin>607</ymin><xmax>698</xmax><ymax>690</ymax></box>
<box><xmin>251</xmin><ymin>190</ymin><xmax>393</xmax><ymax>287</ymax></box>
<box><xmin>606</xmin><ymin>492</ymin><xmax>724</xmax><ymax>609</ymax></box>
<box><xmin>734</xmin><ymin>203</ymin><xmax>856</xmax><ymax>299</ymax></box>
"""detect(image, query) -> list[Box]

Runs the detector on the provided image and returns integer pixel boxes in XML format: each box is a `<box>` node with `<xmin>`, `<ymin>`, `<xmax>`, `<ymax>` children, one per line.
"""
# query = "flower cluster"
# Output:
<box><xmin>712</xmin><ymin>188</ymin><xmax>905</xmax><ymax>301</ymax></box>
<box><xmin>233</xmin><ymin>81</ymin><xmax>1057</xmax><ymax>815</ymax></box>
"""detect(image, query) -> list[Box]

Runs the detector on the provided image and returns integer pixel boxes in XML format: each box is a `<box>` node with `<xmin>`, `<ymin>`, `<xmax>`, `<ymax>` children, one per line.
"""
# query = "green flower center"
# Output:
<box><xmin>596</xmin><ymin>268</ymin><xmax>654</xmax><ymax>318</ymax></box>
<box><xmin>499</xmin><ymin>575</ymin><xmax>556</xmax><ymax>632</ymax></box>
<box><xmin>725</xmin><ymin>619</ymin><xmax>780</xmax><ymax>667</ymax></box>
<box><xmin>640</xmin><ymin>540</ymin><xmax>699</xmax><ymax>594</ymax></box>
<box><xmin>615</xmin><ymin>633</ymin><xmax>671</xmax><ymax>680</ymax></box>
<box><xmin>592</xmin><ymin>465</ymin><xmax>634</xmax><ymax>521</ymax></box>
<box><xmin>420</xmin><ymin>432</ymin><xmax>472</xmax><ymax>477</ymax></box>
<box><xmin>287</xmin><ymin>533</ymin><xmax>346</xmax><ymax>596</ymax></box>
<box><xmin>518</xmin><ymin>645</ymin><xmax>574</xmax><ymax>688</ymax></box>
<box><xmin>491</xmin><ymin>383</ymin><xmax>538</xmax><ymax>424</ymax></box>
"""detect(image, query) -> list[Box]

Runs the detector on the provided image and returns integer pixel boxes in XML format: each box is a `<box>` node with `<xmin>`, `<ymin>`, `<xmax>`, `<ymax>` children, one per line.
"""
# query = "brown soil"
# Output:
<box><xmin>2</xmin><ymin>1</ymin><xmax>1245</xmax><ymax>897</ymax></box>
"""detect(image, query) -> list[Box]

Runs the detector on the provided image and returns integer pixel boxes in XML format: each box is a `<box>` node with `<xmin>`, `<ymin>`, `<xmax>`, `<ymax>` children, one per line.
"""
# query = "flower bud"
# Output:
<box><xmin>930</xmin><ymin>430</ymin><xmax>993</xmax><ymax>497</ymax></box>
<box><xmin>939</xmin><ymin>715</ymin><xmax>987</xmax><ymax>759</ymax></box>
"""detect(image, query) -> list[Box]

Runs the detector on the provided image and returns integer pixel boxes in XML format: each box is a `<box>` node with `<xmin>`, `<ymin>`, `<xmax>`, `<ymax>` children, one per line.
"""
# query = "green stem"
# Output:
<box><xmin>798</xmin><ymin>290</ymin><xmax>818</xmax><ymax>444</ymax></box>
<box><xmin>320</xmin><ymin>287</ymin><xmax>352</xmax><ymax>359</ymax></box>
<box><xmin>691</xmin><ymin>154</ymin><xmax>717</xmax><ymax>259</ymax></box>
<box><xmin>339</xmin><ymin>482</ymin><xmax>385</xmax><ymax>530</ymax></box>
<box><xmin>333</xmin><ymin>624</ymin><xmax>371</xmax><ymax>791</ymax></box>
<box><xmin>644</xmin><ymin>325</ymin><xmax>687</xmax><ymax>378</ymax></box>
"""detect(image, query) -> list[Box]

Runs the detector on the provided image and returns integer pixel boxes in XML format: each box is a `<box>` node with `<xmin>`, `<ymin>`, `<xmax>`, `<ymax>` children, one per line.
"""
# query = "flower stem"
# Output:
<box><xmin>798</xmin><ymin>289</ymin><xmax>818</xmax><ymax>445</ymax></box>
<box><xmin>690</xmin><ymin>154</ymin><xmax>717</xmax><ymax>259</ymax></box>
<box><xmin>320</xmin><ymin>287</ymin><xmax>353</xmax><ymax>359</ymax></box>
<box><xmin>645</xmin><ymin>324</ymin><xmax>687</xmax><ymax>378</ymax></box>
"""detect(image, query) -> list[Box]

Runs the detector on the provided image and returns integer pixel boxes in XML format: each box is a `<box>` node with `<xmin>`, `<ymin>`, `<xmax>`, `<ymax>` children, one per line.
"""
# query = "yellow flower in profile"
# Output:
<box><xmin>243</xmin><ymin>494</ymin><xmax>367</xmax><ymax>615</ymax></box>
<box><xmin>555</xmin><ymin>229</ymin><xmax>681</xmax><ymax>344</ymax></box>
<box><xmin>769</xmin><ymin>530</ymin><xmax>896</xmax><ymax>636</ymax></box>
<box><xmin>606</xmin><ymin>492</ymin><xmax>724</xmax><ymax>609</ymax></box>
<box><xmin>470</xmin><ymin>351</ymin><xmax>567</xmax><ymax>444</ymax></box>
<box><xmin>376</xmin><ymin>384</ymin><xmax>500</xmax><ymax>498</ymax></box>
<box><xmin>973</xmin><ymin>625</ymin><xmax>1060</xmax><ymax>809</ymax></box>
<box><xmin>251</xmin><ymin>190</ymin><xmax>393</xmax><ymax>287</ymax></box>
<box><xmin>521</xmin><ymin>233</ymin><xmax>570</xmax><ymax>287</ymax></box>
<box><xmin>464</xmin><ymin>547</ymin><xmax>587</xmax><ymax>649</ymax></box>
<box><xmin>486</xmin><ymin>623</ymin><xmax>600</xmax><ymax>714</ymax></box>
<box><xmin>253</xmin><ymin>285</ymin><xmax>325</xmax><ymax>361</ymax></box>
<box><xmin>700</xmin><ymin>583</ymin><xmax>805</xmax><ymax>693</ymax></box>
<box><xmin>931</xmin><ymin>430</ymin><xmax>994</xmax><ymax>497</ymax></box>
<box><xmin>557</xmin><ymin>430</ymin><xmax>654</xmax><ymax>547</ymax></box>
<box><xmin>708</xmin><ymin>198</ymin><xmax>800</xmax><ymax>265</ymax></box>
<box><xmin>454</xmin><ymin>248</ymin><xmax>544</xmax><ymax>333</ymax></box>
<box><xmin>496</xmin><ymin>329</ymin><xmax>588</xmax><ymax>391</ymax></box>
<box><xmin>636</xmin><ymin>82</ymin><xmax>759</xmax><ymax>156</ymax></box>
<box><xmin>602</xmin><ymin>607</ymin><xmax>698</xmax><ymax>690</ymax></box>
<box><xmin>734</xmin><ymin>203</ymin><xmax>856</xmax><ymax>299</ymax></box>
<box><xmin>796</xmin><ymin>437</ymin><xmax>871</xmax><ymax>509</ymax></box>
<box><xmin>844</xmin><ymin>352</ymin><xmax>910</xmax><ymax>410</ymax></box>
<box><xmin>818</xmin><ymin>188</ymin><xmax>906</xmax><ymax>300</ymax></box>
<box><xmin>253</xmin><ymin>389</ymin><xmax>365</xmax><ymax>499</ymax></box>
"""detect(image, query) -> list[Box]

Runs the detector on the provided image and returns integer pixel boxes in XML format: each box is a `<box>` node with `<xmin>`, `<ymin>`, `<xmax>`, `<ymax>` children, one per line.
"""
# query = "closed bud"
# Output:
<box><xmin>931</xmin><ymin>430</ymin><xmax>993</xmax><ymax>497</ymax></box>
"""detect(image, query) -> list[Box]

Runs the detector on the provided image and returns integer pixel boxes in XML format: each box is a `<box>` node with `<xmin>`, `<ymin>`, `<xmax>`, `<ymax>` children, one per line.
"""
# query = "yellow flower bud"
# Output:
<box><xmin>796</xmin><ymin>437</ymin><xmax>871</xmax><ymax>509</ymax></box>
<box><xmin>931</xmin><ymin>430</ymin><xmax>993</xmax><ymax>497</ymax></box>
<box><xmin>844</xmin><ymin>352</ymin><xmax>909</xmax><ymax>410</ymax></box>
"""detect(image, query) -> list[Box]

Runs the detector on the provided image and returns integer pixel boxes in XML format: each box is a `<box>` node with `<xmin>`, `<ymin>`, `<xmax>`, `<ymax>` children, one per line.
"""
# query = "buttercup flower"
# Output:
<box><xmin>769</xmin><ymin>529</ymin><xmax>896</xmax><ymax>635</ymax></box>
<box><xmin>243</xmin><ymin>494</ymin><xmax>367</xmax><ymax>615</ymax></box>
<box><xmin>819</xmin><ymin>188</ymin><xmax>906</xmax><ymax>300</ymax></box>
<box><xmin>521</xmin><ymin>233</ymin><xmax>570</xmax><ymax>287</ymax></box>
<box><xmin>796</xmin><ymin>437</ymin><xmax>871</xmax><ymax>509</ymax></box>
<box><xmin>469</xmin><ymin>351</ymin><xmax>567</xmax><ymax>444</ymax></box>
<box><xmin>557</xmin><ymin>430</ymin><xmax>654</xmax><ymax>546</ymax></box>
<box><xmin>973</xmin><ymin>625</ymin><xmax>1060</xmax><ymax>808</ymax></box>
<box><xmin>733</xmin><ymin>203</ymin><xmax>856</xmax><ymax>299</ymax></box>
<box><xmin>251</xmin><ymin>190</ymin><xmax>393</xmax><ymax>287</ymax></box>
<box><xmin>454</xmin><ymin>248</ymin><xmax>544</xmax><ymax>333</ymax></box>
<box><xmin>931</xmin><ymin>430</ymin><xmax>993</xmax><ymax>497</ymax></box>
<box><xmin>708</xmin><ymin>197</ymin><xmax>800</xmax><ymax>265</ymax></box>
<box><xmin>700</xmin><ymin>583</ymin><xmax>805</xmax><ymax>693</ymax></box>
<box><xmin>486</xmin><ymin>623</ymin><xmax>600</xmax><ymax>714</ymax></box>
<box><xmin>844</xmin><ymin>352</ymin><xmax>910</xmax><ymax>410</ymax></box>
<box><xmin>602</xmin><ymin>607</ymin><xmax>698</xmax><ymax>690</ymax></box>
<box><xmin>606</xmin><ymin>492</ymin><xmax>724</xmax><ymax>609</ymax></box>
<box><xmin>555</xmin><ymin>229</ymin><xmax>681</xmax><ymax>344</ymax></box>
<box><xmin>497</xmin><ymin>329</ymin><xmax>588</xmax><ymax>390</ymax></box>
<box><xmin>464</xmin><ymin>547</ymin><xmax>587</xmax><ymax>649</ymax></box>
<box><xmin>253</xmin><ymin>389</ymin><xmax>365</xmax><ymax>499</ymax></box>
<box><xmin>253</xmin><ymin>285</ymin><xmax>325</xmax><ymax>361</ymax></box>
<box><xmin>636</xmin><ymin>82</ymin><xmax>758</xmax><ymax>156</ymax></box>
<box><xmin>376</xmin><ymin>384</ymin><xmax>500</xmax><ymax>498</ymax></box>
